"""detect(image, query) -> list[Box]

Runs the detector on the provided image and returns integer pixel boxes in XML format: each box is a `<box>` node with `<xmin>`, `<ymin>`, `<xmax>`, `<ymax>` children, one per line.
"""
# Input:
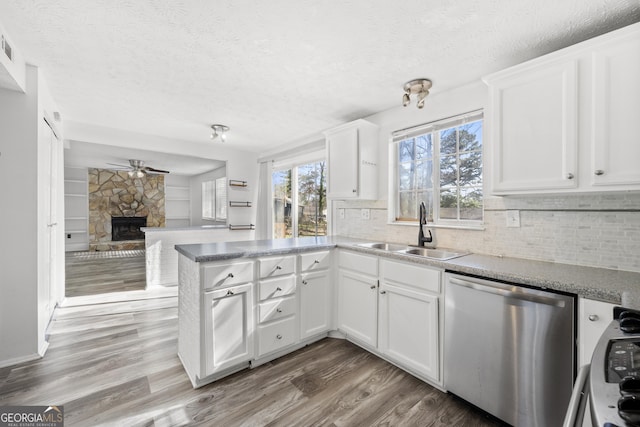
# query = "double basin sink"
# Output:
<box><xmin>356</xmin><ymin>242</ymin><xmax>468</xmax><ymax>261</ymax></box>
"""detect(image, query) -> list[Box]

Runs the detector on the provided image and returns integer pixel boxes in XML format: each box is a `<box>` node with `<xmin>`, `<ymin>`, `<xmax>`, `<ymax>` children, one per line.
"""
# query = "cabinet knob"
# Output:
<box><xmin>588</xmin><ymin>314</ymin><xmax>599</xmax><ymax>322</ymax></box>
<box><xmin>314</xmin><ymin>260</ymin><xmax>320</xmax><ymax>264</ymax></box>
<box><xmin>276</xmin><ymin>265</ymin><xmax>282</xmax><ymax>270</ymax></box>
<box><xmin>227</xmin><ymin>273</ymin><xmax>234</xmax><ymax>278</ymax></box>
<box><xmin>380</xmin><ymin>290</ymin><xmax>387</xmax><ymax>295</ymax></box>
<box><xmin>352</xmin><ymin>189</ymin><xmax>357</xmax><ymax>193</ymax></box>
<box><xmin>226</xmin><ymin>290</ymin><xmax>235</xmax><ymax>296</ymax></box>
<box><xmin>302</xmin><ymin>280</ymin><xmax>308</xmax><ymax>285</ymax></box>
<box><xmin>370</xmin><ymin>285</ymin><xmax>376</xmax><ymax>290</ymax></box>
<box><xmin>566</xmin><ymin>173</ymin><xmax>574</xmax><ymax>180</ymax></box>
<box><xmin>276</xmin><ymin>308</ymin><xmax>282</xmax><ymax>313</ymax></box>
<box><xmin>276</xmin><ymin>334</ymin><xmax>283</xmax><ymax>340</ymax></box>
<box><xmin>595</xmin><ymin>170</ymin><xmax>605</xmax><ymax>176</ymax></box>
<box><xmin>276</xmin><ymin>287</ymin><xmax>282</xmax><ymax>291</ymax></box>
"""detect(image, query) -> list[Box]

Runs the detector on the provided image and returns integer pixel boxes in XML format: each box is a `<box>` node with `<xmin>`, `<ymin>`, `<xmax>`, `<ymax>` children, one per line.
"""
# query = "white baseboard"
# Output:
<box><xmin>0</xmin><ymin>351</ymin><xmax>43</xmax><ymax>369</ymax></box>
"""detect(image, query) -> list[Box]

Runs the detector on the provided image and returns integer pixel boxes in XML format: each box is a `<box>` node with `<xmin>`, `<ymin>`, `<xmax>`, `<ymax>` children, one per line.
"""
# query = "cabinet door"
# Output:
<box><xmin>204</xmin><ymin>283</ymin><xmax>254</xmax><ymax>376</ymax></box>
<box><xmin>337</xmin><ymin>270</ymin><xmax>378</xmax><ymax>347</ymax></box>
<box><xmin>300</xmin><ymin>271</ymin><xmax>331</xmax><ymax>340</ymax></box>
<box><xmin>591</xmin><ymin>35</ymin><xmax>640</xmax><ymax>187</ymax></box>
<box><xmin>579</xmin><ymin>298</ymin><xmax>615</xmax><ymax>367</ymax></box>
<box><xmin>378</xmin><ymin>282</ymin><xmax>439</xmax><ymax>381</ymax></box>
<box><xmin>327</xmin><ymin>127</ymin><xmax>359</xmax><ymax>199</ymax></box>
<box><xmin>488</xmin><ymin>60</ymin><xmax>578</xmax><ymax>193</ymax></box>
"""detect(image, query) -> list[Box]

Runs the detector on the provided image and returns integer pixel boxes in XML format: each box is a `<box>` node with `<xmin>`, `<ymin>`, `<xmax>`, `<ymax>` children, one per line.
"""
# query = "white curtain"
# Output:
<box><xmin>256</xmin><ymin>161</ymin><xmax>273</xmax><ymax>240</ymax></box>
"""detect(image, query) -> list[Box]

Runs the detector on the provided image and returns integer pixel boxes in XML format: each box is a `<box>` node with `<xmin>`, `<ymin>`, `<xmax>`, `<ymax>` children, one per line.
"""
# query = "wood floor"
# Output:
<box><xmin>1</xmin><ymin>256</ymin><xmax>506</xmax><ymax>426</ymax></box>
<box><xmin>65</xmin><ymin>250</ymin><xmax>147</xmax><ymax>297</ymax></box>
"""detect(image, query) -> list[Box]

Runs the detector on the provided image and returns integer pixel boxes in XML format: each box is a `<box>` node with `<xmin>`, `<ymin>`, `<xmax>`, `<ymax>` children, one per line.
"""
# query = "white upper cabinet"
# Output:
<box><xmin>486</xmin><ymin>60</ymin><xmax>578</xmax><ymax>193</ymax></box>
<box><xmin>484</xmin><ymin>22</ymin><xmax>640</xmax><ymax>195</ymax></box>
<box><xmin>324</xmin><ymin>119</ymin><xmax>379</xmax><ymax>200</ymax></box>
<box><xmin>590</xmin><ymin>34</ymin><xmax>640</xmax><ymax>187</ymax></box>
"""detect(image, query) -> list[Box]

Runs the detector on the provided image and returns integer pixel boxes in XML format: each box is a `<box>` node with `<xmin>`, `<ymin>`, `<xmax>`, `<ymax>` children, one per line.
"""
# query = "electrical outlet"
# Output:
<box><xmin>338</xmin><ymin>208</ymin><xmax>345</xmax><ymax>219</ymax></box>
<box><xmin>361</xmin><ymin>208</ymin><xmax>370</xmax><ymax>220</ymax></box>
<box><xmin>506</xmin><ymin>210</ymin><xmax>520</xmax><ymax>228</ymax></box>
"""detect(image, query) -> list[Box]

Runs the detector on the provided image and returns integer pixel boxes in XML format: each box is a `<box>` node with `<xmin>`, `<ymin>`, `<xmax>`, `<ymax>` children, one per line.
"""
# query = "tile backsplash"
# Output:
<box><xmin>334</xmin><ymin>192</ymin><xmax>640</xmax><ymax>272</ymax></box>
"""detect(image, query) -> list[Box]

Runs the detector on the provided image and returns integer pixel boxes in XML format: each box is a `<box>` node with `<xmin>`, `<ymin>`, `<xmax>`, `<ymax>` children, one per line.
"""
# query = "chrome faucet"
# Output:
<box><xmin>418</xmin><ymin>201</ymin><xmax>433</xmax><ymax>247</ymax></box>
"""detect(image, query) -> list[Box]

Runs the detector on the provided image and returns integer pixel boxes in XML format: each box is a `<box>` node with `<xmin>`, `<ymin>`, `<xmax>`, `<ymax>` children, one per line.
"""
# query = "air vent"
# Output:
<box><xmin>1</xmin><ymin>35</ymin><xmax>12</xmax><ymax>61</ymax></box>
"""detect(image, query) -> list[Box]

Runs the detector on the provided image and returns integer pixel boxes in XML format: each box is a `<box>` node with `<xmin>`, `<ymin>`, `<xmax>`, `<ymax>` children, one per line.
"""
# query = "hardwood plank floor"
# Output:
<box><xmin>4</xmin><ymin>258</ymin><xmax>506</xmax><ymax>426</ymax></box>
<box><xmin>65</xmin><ymin>250</ymin><xmax>147</xmax><ymax>297</ymax></box>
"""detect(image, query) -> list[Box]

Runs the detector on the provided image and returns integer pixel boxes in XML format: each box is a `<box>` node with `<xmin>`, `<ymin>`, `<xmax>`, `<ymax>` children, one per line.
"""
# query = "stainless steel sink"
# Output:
<box><xmin>357</xmin><ymin>242</ymin><xmax>408</xmax><ymax>251</ymax></box>
<box><xmin>401</xmin><ymin>247</ymin><xmax>468</xmax><ymax>260</ymax></box>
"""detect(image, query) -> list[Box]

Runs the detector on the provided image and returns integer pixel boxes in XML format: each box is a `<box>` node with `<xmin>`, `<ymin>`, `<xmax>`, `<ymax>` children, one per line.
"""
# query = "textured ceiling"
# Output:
<box><xmin>0</xmin><ymin>1</ymin><xmax>639</xmax><ymax>153</ymax></box>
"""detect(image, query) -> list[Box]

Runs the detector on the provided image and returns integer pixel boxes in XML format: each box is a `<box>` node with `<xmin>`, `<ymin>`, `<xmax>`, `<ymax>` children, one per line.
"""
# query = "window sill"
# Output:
<box><xmin>388</xmin><ymin>220</ymin><xmax>485</xmax><ymax>231</ymax></box>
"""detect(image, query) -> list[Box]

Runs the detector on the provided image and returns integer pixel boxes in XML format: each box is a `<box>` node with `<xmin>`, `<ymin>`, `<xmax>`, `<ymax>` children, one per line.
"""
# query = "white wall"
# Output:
<box><xmin>0</xmin><ymin>65</ymin><xmax>64</xmax><ymax>367</ymax></box>
<box><xmin>331</xmin><ymin>81</ymin><xmax>640</xmax><ymax>273</ymax></box>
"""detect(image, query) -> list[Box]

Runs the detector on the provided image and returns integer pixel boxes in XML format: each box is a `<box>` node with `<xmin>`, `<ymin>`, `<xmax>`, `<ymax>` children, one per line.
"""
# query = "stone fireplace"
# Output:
<box><xmin>88</xmin><ymin>169</ymin><xmax>165</xmax><ymax>251</ymax></box>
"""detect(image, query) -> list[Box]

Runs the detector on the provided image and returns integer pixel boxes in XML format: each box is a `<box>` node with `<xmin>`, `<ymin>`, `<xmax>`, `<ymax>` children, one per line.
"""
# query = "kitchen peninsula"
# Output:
<box><xmin>175</xmin><ymin>236</ymin><xmax>640</xmax><ymax>388</ymax></box>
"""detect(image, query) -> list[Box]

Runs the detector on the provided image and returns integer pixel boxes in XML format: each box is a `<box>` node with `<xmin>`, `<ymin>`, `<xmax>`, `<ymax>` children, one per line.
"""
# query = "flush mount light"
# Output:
<box><xmin>210</xmin><ymin>124</ymin><xmax>230</xmax><ymax>142</ymax></box>
<box><xmin>402</xmin><ymin>79</ymin><xmax>432</xmax><ymax>109</ymax></box>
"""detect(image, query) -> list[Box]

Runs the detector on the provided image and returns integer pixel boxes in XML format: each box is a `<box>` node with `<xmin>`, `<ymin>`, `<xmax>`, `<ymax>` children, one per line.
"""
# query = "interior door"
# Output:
<box><xmin>44</xmin><ymin>117</ymin><xmax>59</xmax><ymax>322</ymax></box>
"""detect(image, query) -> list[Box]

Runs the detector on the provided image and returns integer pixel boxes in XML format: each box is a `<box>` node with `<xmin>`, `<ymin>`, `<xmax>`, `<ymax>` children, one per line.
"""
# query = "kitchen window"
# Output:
<box><xmin>272</xmin><ymin>160</ymin><xmax>326</xmax><ymax>238</ymax></box>
<box><xmin>202</xmin><ymin>177</ymin><xmax>227</xmax><ymax>221</ymax></box>
<box><xmin>392</xmin><ymin>110</ymin><xmax>483</xmax><ymax>227</ymax></box>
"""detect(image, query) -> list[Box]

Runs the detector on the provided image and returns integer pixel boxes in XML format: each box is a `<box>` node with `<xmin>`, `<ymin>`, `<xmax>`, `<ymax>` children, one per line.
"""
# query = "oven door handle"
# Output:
<box><xmin>563</xmin><ymin>364</ymin><xmax>591</xmax><ymax>427</ymax></box>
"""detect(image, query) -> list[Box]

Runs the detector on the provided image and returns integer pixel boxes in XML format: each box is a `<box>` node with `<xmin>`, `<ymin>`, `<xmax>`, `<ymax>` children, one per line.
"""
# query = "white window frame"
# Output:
<box><xmin>202</xmin><ymin>177</ymin><xmax>227</xmax><ymax>222</ymax></box>
<box><xmin>389</xmin><ymin>110</ymin><xmax>484</xmax><ymax>229</ymax></box>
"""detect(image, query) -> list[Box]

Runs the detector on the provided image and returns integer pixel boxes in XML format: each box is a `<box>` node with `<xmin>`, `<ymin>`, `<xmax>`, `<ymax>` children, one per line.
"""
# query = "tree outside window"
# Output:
<box><xmin>395</xmin><ymin>112</ymin><xmax>483</xmax><ymax>225</ymax></box>
<box><xmin>272</xmin><ymin>160</ymin><xmax>326</xmax><ymax>239</ymax></box>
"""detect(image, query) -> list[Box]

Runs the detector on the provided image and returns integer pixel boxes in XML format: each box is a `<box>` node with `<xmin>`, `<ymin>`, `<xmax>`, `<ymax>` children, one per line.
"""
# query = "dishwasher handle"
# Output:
<box><xmin>448</xmin><ymin>277</ymin><xmax>567</xmax><ymax>307</ymax></box>
<box><xmin>562</xmin><ymin>364</ymin><xmax>590</xmax><ymax>427</ymax></box>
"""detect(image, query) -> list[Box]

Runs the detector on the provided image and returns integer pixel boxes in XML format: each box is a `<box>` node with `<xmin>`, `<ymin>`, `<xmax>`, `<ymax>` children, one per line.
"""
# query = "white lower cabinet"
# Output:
<box><xmin>578</xmin><ymin>297</ymin><xmax>616</xmax><ymax>367</ymax></box>
<box><xmin>300</xmin><ymin>270</ymin><xmax>331</xmax><ymax>340</ymax></box>
<box><xmin>204</xmin><ymin>283</ymin><xmax>254</xmax><ymax>376</ymax></box>
<box><xmin>378</xmin><ymin>283</ymin><xmax>439</xmax><ymax>382</ymax></box>
<box><xmin>337</xmin><ymin>250</ymin><xmax>443</xmax><ymax>386</ymax></box>
<box><xmin>337</xmin><ymin>269</ymin><xmax>378</xmax><ymax>347</ymax></box>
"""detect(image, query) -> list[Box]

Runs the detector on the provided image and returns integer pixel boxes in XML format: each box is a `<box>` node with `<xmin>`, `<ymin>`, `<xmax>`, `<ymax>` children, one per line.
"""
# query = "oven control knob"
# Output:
<box><xmin>620</xmin><ymin>317</ymin><xmax>640</xmax><ymax>334</ymax></box>
<box><xmin>620</xmin><ymin>376</ymin><xmax>640</xmax><ymax>396</ymax></box>
<box><xmin>618</xmin><ymin>395</ymin><xmax>640</xmax><ymax>424</ymax></box>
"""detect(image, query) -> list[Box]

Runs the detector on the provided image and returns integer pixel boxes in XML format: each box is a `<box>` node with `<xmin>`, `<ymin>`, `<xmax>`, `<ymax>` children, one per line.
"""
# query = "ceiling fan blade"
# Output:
<box><xmin>144</xmin><ymin>166</ymin><xmax>170</xmax><ymax>174</ymax></box>
<box><xmin>106</xmin><ymin>162</ymin><xmax>131</xmax><ymax>169</ymax></box>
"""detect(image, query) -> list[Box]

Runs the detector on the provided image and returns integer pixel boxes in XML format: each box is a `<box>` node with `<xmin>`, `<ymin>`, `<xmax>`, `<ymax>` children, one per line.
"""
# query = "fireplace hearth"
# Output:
<box><xmin>111</xmin><ymin>216</ymin><xmax>147</xmax><ymax>241</ymax></box>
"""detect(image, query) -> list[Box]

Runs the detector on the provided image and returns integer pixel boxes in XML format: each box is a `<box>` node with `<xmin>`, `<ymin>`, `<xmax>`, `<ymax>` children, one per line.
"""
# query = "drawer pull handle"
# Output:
<box><xmin>595</xmin><ymin>170</ymin><xmax>605</xmax><ymax>176</ymax></box>
<box><xmin>276</xmin><ymin>266</ymin><xmax>282</xmax><ymax>270</ymax></box>
<box><xmin>227</xmin><ymin>273</ymin><xmax>234</xmax><ymax>278</ymax></box>
<box><xmin>370</xmin><ymin>285</ymin><xmax>376</xmax><ymax>290</ymax></box>
<box><xmin>588</xmin><ymin>314</ymin><xmax>599</xmax><ymax>321</ymax></box>
<box><xmin>276</xmin><ymin>334</ymin><xmax>283</xmax><ymax>340</ymax></box>
<box><xmin>302</xmin><ymin>280</ymin><xmax>308</xmax><ymax>285</ymax></box>
<box><xmin>314</xmin><ymin>260</ymin><xmax>320</xmax><ymax>264</ymax></box>
<box><xmin>276</xmin><ymin>287</ymin><xmax>282</xmax><ymax>291</ymax></box>
<box><xmin>276</xmin><ymin>308</ymin><xmax>282</xmax><ymax>313</ymax></box>
<box><xmin>226</xmin><ymin>290</ymin><xmax>235</xmax><ymax>296</ymax></box>
<box><xmin>380</xmin><ymin>290</ymin><xmax>386</xmax><ymax>294</ymax></box>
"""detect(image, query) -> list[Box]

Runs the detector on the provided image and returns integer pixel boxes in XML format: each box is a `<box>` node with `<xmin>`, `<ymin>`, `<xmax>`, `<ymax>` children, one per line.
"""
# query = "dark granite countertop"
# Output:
<box><xmin>175</xmin><ymin>237</ymin><xmax>640</xmax><ymax>304</ymax></box>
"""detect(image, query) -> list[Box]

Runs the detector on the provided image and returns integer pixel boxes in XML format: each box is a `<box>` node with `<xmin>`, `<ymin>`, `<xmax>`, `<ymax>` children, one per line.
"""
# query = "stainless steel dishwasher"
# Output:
<box><xmin>444</xmin><ymin>273</ymin><xmax>575</xmax><ymax>427</ymax></box>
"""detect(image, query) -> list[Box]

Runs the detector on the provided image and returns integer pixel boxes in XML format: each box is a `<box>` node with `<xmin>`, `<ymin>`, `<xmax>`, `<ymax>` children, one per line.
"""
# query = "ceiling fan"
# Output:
<box><xmin>107</xmin><ymin>159</ymin><xmax>170</xmax><ymax>177</ymax></box>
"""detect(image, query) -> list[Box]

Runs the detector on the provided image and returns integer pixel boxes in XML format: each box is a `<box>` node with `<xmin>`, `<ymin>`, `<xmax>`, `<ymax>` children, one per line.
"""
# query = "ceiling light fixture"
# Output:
<box><xmin>210</xmin><ymin>124</ymin><xmax>230</xmax><ymax>142</ymax></box>
<box><xmin>402</xmin><ymin>79</ymin><xmax>432</xmax><ymax>109</ymax></box>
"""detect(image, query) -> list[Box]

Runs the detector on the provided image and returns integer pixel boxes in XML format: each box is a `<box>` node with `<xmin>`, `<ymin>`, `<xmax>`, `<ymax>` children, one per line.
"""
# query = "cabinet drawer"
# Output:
<box><xmin>258</xmin><ymin>316</ymin><xmax>296</xmax><ymax>356</ymax></box>
<box><xmin>300</xmin><ymin>251</ymin><xmax>331</xmax><ymax>272</ymax></box>
<box><xmin>259</xmin><ymin>275</ymin><xmax>296</xmax><ymax>301</ymax></box>
<box><xmin>259</xmin><ymin>296</ymin><xmax>297</xmax><ymax>324</ymax></box>
<box><xmin>381</xmin><ymin>259</ymin><xmax>440</xmax><ymax>294</ymax></box>
<box><xmin>203</xmin><ymin>261</ymin><xmax>254</xmax><ymax>290</ymax></box>
<box><xmin>339</xmin><ymin>250</ymin><xmax>378</xmax><ymax>276</ymax></box>
<box><xmin>258</xmin><ymin>255</ymin><xmax>296</xmax><ymax>279</ymax></box>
